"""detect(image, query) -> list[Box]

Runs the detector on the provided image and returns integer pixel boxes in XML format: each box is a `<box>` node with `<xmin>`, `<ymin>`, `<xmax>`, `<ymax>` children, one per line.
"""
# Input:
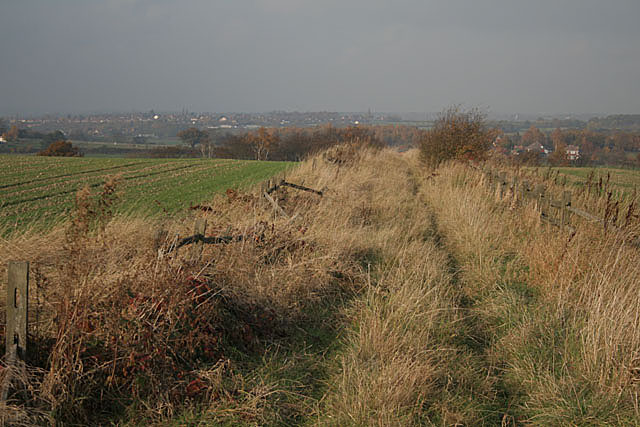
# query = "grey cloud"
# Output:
<box><xmin>1</xmin><ymin>0</ymin><xmax>639</xmax><ymax>114</ymax></box>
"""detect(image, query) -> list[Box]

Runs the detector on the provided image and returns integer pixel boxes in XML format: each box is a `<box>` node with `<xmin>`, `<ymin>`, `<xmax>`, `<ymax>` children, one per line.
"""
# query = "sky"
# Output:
<box><xmin>1</xmin><ymin>0</ymin><xmax>639</xmax><ymax>115</ymax></box>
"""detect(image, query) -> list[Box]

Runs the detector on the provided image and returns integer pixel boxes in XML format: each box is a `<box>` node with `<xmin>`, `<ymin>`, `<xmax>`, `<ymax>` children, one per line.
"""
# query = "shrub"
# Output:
<box><xmin>38</xmin><ymin>140</ymin><xmax>83</xmax><ymax>157</ymax></box>
<box><xmin>420</xmin><ymin>107</ymin><xmax>494</xmax><ymax>168</ymax></box>
<box><xmin>515</xmin><ymin>150</ymin><xmax>544</xmax><ymax>166</ymax></box>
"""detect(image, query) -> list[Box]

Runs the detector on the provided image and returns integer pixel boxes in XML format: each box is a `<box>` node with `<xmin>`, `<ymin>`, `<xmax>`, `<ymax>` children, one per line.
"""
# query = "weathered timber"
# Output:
<box><xmin>266</xmin><ymin>180</ymin><xmax>323</xmax><ymax>196</ymax></box>
<box><xmin>567</xmin><ymin>206</ymin><xmax>603</xmax><ymax>223</ymax></box>
<box><xmin>6</xmin><ymin>262</ymin><xmax>28</xmax><ymax>359</ymax></box>
<box><xmin>264</xmin><ymin>192</ymin><xmax>289</xmax><ymax>218</ymax></box>
<box><xmin>167</xmin><ymin>234</ymin><xmax>245</xmax><ymax>253</ymax></box>
<box><xmin>561</xmin><ymin>191</ymin><xmax>572</xmax><ymax>230</ymax></box>
<box><xmin>2</xmin><ymin>261</ymin><xmax>28</xmax><ymax>409</ymax></box>
<box><xmin>0</xmin><ymin>344</ymin><xmax>17</xmax><ymax>405</ymax></box>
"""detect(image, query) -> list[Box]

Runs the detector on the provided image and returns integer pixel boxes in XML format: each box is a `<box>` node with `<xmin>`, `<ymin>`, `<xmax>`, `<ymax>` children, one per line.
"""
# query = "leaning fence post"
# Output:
<box><xmin>191</xmin><ymin>219</ymin><xmax>207</xmax><ymax>261</ymax></box>
<box><xmin>6</xmin><ymin>261</ymin><xmax>28</xmax><ymax>360</ymax></box>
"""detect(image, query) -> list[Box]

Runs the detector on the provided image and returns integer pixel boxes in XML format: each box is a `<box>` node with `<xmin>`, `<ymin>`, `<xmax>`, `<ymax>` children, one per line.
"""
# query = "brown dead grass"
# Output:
<box><xmin>3</xmin><ymin>146</ymin><xmax>639</xmax><ymax>425</ymax></box>
<box><xmin>422</xmin><ymin>159</ymin><xmax>640</xmax><ymax>424</ymax></box>
<box><xmin>1</xmin><ymin>146</ymin><xmax>461</xmax><ymax>425</ymax></box>
<box><xmin>0</xmin><ymin>150</ymin><xmax>373</xmax><ymax>423</ymax></box>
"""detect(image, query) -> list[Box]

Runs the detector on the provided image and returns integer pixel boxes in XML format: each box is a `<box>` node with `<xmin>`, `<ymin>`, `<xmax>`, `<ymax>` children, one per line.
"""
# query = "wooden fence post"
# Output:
<box><xmin>2</xmin><ymin>261</ymin><xmax>29</xmax><ymax>407</ymax></box>
<box><xmin>6</xmin><ymin>261</ymin><xmax>28</xmax><ymax>360</ymax></box>
<box><xmin>522</xmin><ymin>180</ymin><xmax>529</xmax><ymax>201</ymax></box>
<box><xmin>561</xmin><ymin>191</ymin><xmax>572</xmax><ymax>230</ymax></box>
<box><xmin>534</xmin><ymin>184</ymin><xmax>545</xmax><ymax>215</ymax></box>
<box><xmin>499</xmin><ymin>172</ymin><xmax>506</xmax><ymax>199</ymax></box>
<box><xmin>191</xmin><ymin>219</ymin><xmax>207</xmax><ymax>261</ymax></box>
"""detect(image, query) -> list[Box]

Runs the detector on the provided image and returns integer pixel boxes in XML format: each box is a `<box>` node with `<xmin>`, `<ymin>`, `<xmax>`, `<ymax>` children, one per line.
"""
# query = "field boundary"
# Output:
<box><xmin>480</xmin><ymin>166</ymin><xmax>638</xmax><ymax>237</ymax></box>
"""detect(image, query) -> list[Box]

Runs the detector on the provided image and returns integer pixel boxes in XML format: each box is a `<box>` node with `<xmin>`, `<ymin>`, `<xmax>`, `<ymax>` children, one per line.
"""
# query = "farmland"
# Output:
<box><xmin>0</xmin><ymin>155</ymin><xmax>291</xmax><ymax>234</ymax></box>
<box><xmin>541</xmin><ymin>166</ymin><xmax>640</xmax><ymax>193</ymax></box>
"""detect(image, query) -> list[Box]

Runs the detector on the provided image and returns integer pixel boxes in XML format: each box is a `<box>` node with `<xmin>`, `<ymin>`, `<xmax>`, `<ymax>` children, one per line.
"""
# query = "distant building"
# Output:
<box><xmin>0</xmin><ymin>135</ymin><xmax>6</xmax><ymax>143</ymax></box>
<box><xmin>525</xmin><ymin>142</ymin><xmax>550</xmax><ymax>155</ymax></box>
<box><xmin>566</xmin><ymin>145</ymin><xmax>580</xmax><ymax>160</ymax></box>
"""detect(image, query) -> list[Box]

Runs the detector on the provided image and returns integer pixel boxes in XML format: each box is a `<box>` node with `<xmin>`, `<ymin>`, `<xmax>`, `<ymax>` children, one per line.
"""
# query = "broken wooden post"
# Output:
<box><xmin>499</xmin><ymin>172</ymin><xmax>507</xmax><ymax>199</ymax></box>
<box><xmin>264</xmin><ymin>192</ymin><xmax>289</xmax><ymax>219</ymax></box>
<box><xmin>191</xmin><ymin>219</ymin><xmax>207</xmax><ymax>261</ymax></box>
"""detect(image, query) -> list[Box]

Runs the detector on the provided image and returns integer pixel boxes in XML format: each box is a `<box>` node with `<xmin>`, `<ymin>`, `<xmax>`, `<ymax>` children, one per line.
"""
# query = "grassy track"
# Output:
<box><xmin>0</xmin><ymin>155</ymin><xmax>291</xmax><ymax>233</ymax></box>
<box><xmin>422</xmin><ymin>162</ymin><xmax>640</xmax><ymax>424</ymax></box>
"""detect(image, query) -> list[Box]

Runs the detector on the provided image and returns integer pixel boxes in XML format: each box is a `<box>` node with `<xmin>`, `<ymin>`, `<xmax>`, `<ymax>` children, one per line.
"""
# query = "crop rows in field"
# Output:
<box><xmin>0</xmin><ymin>155</ymin><xmax>291</xmax><ymax>233</ymax></box>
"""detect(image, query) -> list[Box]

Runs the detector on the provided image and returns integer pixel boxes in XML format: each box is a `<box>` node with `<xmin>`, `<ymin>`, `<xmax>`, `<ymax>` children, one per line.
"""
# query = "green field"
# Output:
<box><xmin>535</xmin><ymin>166</ymin><xmax>640</xmax><ymax>195</ymax></box>
<box><xmin>0</xmin><ymin>155</ymin><xmax>291</xmax><ymax>233</ymax></box>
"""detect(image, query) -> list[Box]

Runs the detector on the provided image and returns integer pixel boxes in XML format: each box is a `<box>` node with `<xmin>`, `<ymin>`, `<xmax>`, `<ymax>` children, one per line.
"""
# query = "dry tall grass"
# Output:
<box><xmin>3</xmin><ymin>146</ymin><xmax>640</xmax><ymax>425</ymax></box>
<box><xmin>421</xmin><ymin>160</ymin><xmax>640</xmax><ymax>424</ymax></box>
<box><xmin>0</xmin><ymin>149</ymin><xmax>371</xmax><ymax>423</ymax></box>
<box><xmin>1</xmin><ymin>146</ymin><xmax>459</xmax><ymax>424</ymax></box>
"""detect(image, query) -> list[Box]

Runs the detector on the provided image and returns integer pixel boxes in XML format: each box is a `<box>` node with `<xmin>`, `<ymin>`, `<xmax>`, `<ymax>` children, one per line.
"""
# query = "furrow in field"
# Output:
<box><xmin>0</xmin><ymin>161</ymin><xmax>241</xmax><ymax>218</ymax></box>
<box><xmin>0</xmin><ymin>157</ymin><xmax>144</xmax><ymax>184</ymax></box>
<box><xmin>0</xmin><ymin>161</ymin><xmax>199</xmax><ymax>200</ymax></box>
<box><xmin>0</xmin><ymin>161</ymin><xmax>150</xmax><ymax>190</ymax></box>
<box><xmin>1</xmin><ymin>163</ymin><xmax>202</xmax><ymax>208</ymax></box>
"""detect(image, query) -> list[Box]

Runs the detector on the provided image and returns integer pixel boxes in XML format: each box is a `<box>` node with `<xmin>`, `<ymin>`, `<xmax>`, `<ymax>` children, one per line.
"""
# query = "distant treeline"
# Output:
<box><xmin>586</xmin><ymin>115</ymin><xmax>640</xmax><ymax>132</ymax></box>
<box><xmin>207</xmin><ymin>125</ymin><xmax>424</xmax><ymax>161</ymax></box>
<box><xmin>496</xmin><ymin>125</ymin><xmax>640</xmax><ymax>167</ymax></box>
<box><xmin>489</xmin><ymin>115</ymin><xmax>640</xmax><ymax>134</ymax></box>
<box><xmin>4</xmin><ymin>116</ymin><xmax>640</xmax><ymax>168</ymax></box>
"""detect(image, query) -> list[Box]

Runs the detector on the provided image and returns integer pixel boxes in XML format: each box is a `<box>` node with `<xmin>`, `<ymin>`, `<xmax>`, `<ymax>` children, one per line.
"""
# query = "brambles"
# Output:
<box><xmin>66</xmin><ymin>176</ymin><xmax>120</xmax><ymax>238</ymax></box>
<box><xmin>37</xmin><ymin>140</ymin><xmax>83</xmax><ymax>157</ymax></box>
<box><xmin>419</xmin><ymin>107</ymin><xmax>494</xmax><ymax>168</ymax></box>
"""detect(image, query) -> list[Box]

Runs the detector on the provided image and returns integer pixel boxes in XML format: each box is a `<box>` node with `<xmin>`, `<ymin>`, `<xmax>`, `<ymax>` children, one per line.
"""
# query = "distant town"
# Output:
<box><xmin>2</xmin><ymin>111</ymin><xmax>640</xmax><ymax>167</ymax></box>
<box><xmin>1</xmin><ymin>111</ymin><xmax>411</xmax><ymax>141</ymax></box>
<box><xmin>2</xmin><ymin>110</ymin><xmax>637</xmax><ymax>140</ymax></box>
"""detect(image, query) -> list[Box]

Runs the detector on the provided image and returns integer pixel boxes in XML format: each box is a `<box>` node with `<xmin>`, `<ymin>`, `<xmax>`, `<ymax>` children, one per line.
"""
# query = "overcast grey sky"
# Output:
<box><xmin>1</xmin><ymin>0</ymin><xmax>639</xmax><ymax>115</ymax></box>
